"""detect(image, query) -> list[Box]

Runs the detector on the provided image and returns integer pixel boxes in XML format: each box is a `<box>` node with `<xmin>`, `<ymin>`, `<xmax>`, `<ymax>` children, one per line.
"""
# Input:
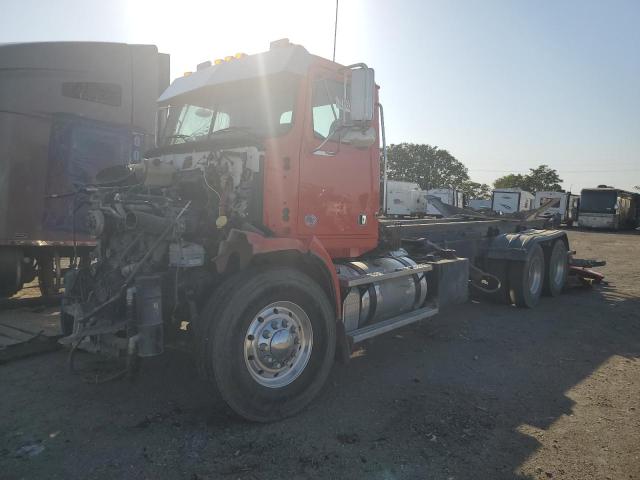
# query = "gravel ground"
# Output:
<box><xmin>1</xmin><ymin>230</ymin><xmax>639</xmax><ymax>480</ymax></box>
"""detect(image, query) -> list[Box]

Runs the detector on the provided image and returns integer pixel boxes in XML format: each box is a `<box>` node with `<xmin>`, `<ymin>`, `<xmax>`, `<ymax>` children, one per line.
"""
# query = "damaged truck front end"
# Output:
<box><xmin>60</xmin><ymin>140</ymin><xmax>264</xmax><ymax>364</ymax></box>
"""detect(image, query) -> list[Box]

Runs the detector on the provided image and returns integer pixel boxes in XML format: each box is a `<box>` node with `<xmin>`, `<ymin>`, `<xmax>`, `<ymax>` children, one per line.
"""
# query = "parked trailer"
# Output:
<box><xmin>534</xmin><ymin>191</ymin><xmax>580</xmax><ymax>226</ymax></box>
<box><xmin>579</xmin><ymin>187</ymin><xmax>639</xmax><ymax>230</ymax></box>
<box><xmin>426</xmin><ymin>188</ymin><xmax>464</xmax><ymax>216</ymax></box>
<box><xmin>386</xmin><ymin>180</ymin><xmax>426</xmax><ymax>217</ymax></box>
<box><xmin>62</xmin><ymin>40</ymin><xmax>582</xmax><ymax>422</ymax></box>
<box><xmin>468</xmin><ymin>199</ymin><xmax>491</xmax><ymax>211</ymax></box>
<box><xmin>492</xmin><ymin>188</ymin><xmax>535</xmax><ymax>214</ymax></box>
<box><xmin>0</xmin><ymin>42</ymin><xmax>169</xmax><ymax>298</ymax></box>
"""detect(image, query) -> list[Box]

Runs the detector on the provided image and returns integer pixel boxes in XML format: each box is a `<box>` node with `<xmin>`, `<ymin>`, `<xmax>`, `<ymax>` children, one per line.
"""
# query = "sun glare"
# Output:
<box><xmin>124</xmin><ymin>0</ymin><xmax>360</xmax><ymax>80</ymax></box>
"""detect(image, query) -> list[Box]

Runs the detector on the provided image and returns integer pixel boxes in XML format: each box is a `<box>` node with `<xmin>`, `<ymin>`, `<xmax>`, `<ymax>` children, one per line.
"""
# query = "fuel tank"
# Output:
<box><xmin>336</xmin><ymin>252</ymin><xmax>428</xmax><ymax>332</ymax></box>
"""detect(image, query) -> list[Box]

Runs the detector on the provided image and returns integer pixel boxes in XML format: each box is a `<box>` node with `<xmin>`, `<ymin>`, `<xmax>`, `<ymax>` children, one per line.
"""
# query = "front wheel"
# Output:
<box><xmin>199</xmin><ymin>267</ymin><xmax>336</xmax><ymax>422</ymax></box>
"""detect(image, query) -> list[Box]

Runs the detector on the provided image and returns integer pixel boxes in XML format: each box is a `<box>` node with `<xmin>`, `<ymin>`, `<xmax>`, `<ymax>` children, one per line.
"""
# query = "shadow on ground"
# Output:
<box><xmin>2</xmin><ymin>283</ymin><xmax>638</xmax><ymax>480</ymax></box>
<box><xmin>2</xmin><ymin>231</ymin><xmax>639</xmax><ymax>479</ymax></box>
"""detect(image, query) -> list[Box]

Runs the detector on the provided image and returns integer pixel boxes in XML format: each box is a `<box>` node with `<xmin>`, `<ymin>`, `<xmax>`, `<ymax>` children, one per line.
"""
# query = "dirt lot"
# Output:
<box><xmin>1</xmin><ymin>230</ymin><xmax>639</xmax><ymax>480</ymax></box>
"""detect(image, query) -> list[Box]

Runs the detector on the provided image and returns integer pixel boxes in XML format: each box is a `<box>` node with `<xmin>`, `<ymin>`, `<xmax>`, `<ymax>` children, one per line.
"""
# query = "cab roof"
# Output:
<box><xmin>158</xmin><ymin>43</ymin><xmax>314</xmax><ymax>104</ymax></box>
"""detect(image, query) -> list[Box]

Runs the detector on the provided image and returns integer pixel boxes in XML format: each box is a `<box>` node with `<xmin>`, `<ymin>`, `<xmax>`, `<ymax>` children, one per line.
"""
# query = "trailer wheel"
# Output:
<box><xmin>543</xmin><ymin>240</ymin><xmax>568</xmax><ymax>297</ymax></box>
<box><xmin>37</xmin><ymin>254</ymin><xmax>59</xmax><ymax>297</ymax></box>
<box><xmin>0</xmin><ymin>249</ymin><xmax>24</xmax><ymax>298</ymax></box>
<box><xmin>508</xmin><ymin>244</ymin><xmax>545</xmax><ymax>308</ymax></box>
<box><xmin>199</xmin><ymin>267</ymin><xmax>336</xmax><ymax>422</ymax></box>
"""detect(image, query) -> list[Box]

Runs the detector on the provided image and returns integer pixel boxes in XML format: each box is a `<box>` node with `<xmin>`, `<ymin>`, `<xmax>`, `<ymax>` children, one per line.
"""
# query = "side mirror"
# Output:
<box><xmin>349</xmin><ymin>68</ymin><xmax>375</xmax><ymax>126</ymax></box>
<box><xmin>341</xmin><ymin>126</ymin><xmax>376</xmax><ymax>148</ymax></box>
<box><xmin>155</xmin><ymin>106</ymin><xmax>169</xmax><ymax>147</ymax></box>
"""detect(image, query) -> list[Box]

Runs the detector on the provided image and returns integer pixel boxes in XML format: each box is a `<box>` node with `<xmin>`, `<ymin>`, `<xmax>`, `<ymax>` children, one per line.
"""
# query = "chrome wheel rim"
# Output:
<box><xmin>528</xmin><ymin>255</ymin><xmax>543</xmax><ymax>294</ymax></box>
<box><xmin>244</xmin><ymin>301</ymin><xmax>313</xmax><ymax>388</ymax></box>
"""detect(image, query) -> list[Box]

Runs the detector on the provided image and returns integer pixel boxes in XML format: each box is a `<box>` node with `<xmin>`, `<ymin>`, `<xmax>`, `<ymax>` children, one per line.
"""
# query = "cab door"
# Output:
<box><xmin>297</xmin><ymin>66</ymin><xmax>379</xmax><ymax>258</ymax></box>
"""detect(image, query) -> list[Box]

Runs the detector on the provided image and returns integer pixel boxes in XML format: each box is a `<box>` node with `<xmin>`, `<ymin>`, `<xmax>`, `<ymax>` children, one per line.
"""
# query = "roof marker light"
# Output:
<box><xmin>214</xmin><ymin>59</ymin><xmax>224</xmax><ymax>65</ymax></box>
<box><xmin>183</xmin><ymin>71</ymin><xmax>192</xmax><ymax>77</ymax></box>
<box><xmin>197</xmin><ymin>60</ymin><xmax>212</xmax><ymax>70</ymax></box>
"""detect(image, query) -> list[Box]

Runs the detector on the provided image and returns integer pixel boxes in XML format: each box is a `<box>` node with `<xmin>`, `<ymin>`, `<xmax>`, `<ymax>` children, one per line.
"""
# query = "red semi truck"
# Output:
<box><xmin>62</xmin><ymin>40</ymin><xmax>573</xmax><ymax>421</ymax></box>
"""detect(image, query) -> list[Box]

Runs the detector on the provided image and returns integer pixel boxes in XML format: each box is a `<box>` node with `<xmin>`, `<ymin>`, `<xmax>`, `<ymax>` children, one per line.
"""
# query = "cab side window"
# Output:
<box><xmin>311</xmin><ymin>78</ymin><xmax>348</xmax><ymax>140</ymax></box>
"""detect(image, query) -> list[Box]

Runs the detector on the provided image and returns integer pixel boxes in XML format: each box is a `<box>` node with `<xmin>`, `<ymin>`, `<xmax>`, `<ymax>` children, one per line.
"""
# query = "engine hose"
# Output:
<box><xmin>75</xmin><ymin>201</ymin><xmax>192</xmax><ymax>328</ymax></box>
<box><xmin>468</xmin><ymin>263</ymin><xmax>502</xmax><ymax>294</ymax></box>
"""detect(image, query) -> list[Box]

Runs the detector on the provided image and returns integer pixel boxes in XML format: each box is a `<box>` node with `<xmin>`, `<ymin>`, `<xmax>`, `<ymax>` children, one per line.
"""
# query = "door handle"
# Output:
<box><xmin>311</xmin><ymin>150</ymin><xmax>336</xmax><ymax>157</ymax></box>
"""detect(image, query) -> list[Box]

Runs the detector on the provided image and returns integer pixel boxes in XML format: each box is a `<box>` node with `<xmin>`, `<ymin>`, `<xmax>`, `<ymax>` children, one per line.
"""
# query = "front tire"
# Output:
<box><xmin>508</xmin><ymin>244</ymin><xmax>545</xmax><ymax>308</ymax></box>
<box><xmin>199</xmin><ymin>267</ymin><xmax>336</xmax><ymax>422</ymax></box>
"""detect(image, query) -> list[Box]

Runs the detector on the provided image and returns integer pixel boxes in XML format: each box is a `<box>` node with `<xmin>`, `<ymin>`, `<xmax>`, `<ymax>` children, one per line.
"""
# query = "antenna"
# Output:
<box><xmin>333</xmin><ymin>0</ymin><xmax>339</xmax><ymax>62</ymax></box>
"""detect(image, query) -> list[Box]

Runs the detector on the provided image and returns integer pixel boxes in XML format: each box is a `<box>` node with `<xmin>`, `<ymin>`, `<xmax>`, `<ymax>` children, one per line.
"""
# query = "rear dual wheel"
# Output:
<box><xmin>543</xmin><ymin>240</ymin><xmax>569</xmax><ymax>297</ymax></box>
<box><xmin>198</xmin><ymin>267</ymin><xmax>336</xmax><ymax>422</ymax></box>
<box><xmin>508</xmin><ymin>240</ymin><xmax>569</xmax><ymax>308</ymax></box>
<box><xmin>508</xmin><ymin>244</ymin><xmax>545</xmax><ymax>308</ymax></box>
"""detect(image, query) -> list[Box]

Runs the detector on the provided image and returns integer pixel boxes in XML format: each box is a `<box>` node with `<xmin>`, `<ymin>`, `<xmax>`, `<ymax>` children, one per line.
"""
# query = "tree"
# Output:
<box><xmin>460</xmin><ymin>180</ymin><xmax>492</xmax><ymax>199</ymax></box>
<box><xmin>524</xmin><ymin>164</ymin><xmax>563</xmax><ymax>192</ymax></box>
<box><xmin>494</xmin><ymin>173</ymin><xmax>527</xmax><ymax>190</ymax></box>
<box><xmin>493</xmin><ymin>164</ymin><xmax>562</xmax><ymax>193</ymax></box>
<box><xmin>386</xmin><ymin>143</ymin><xmax>470</xmax><ymax>190</ymax></box>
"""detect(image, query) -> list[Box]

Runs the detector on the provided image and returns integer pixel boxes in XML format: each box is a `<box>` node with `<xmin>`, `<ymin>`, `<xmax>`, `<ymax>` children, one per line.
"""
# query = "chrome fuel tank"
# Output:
<box><xmin>337</xmin><ymin>252</ymin><xmax>428</xmax><ymax>332</ymax></box>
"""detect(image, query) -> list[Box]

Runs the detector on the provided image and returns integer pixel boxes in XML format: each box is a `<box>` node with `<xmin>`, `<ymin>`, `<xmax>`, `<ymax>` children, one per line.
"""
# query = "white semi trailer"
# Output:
<box><xmin>386</xmin><ymin>180</ymin><xmax>426</xmax><ymax>217</ymax></box>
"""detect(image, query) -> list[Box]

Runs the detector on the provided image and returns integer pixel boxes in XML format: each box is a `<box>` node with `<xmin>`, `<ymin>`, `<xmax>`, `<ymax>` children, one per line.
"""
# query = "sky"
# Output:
<box><xmin>1</xmin><ymin>0</ymin><xmax>638</xmax><ymax>192</ymax></box>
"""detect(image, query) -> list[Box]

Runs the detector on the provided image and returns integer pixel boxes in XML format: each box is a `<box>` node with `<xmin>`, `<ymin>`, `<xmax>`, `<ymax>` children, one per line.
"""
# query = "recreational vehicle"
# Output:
<box><xmin>491</xmin><ymin>188</ymin><xmax>535</xmax><ymax>214</ymax></box>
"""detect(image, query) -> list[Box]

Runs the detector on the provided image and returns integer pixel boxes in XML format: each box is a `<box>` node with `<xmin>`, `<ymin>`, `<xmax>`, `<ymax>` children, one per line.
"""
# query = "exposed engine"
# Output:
<box><xmin>62</xmin><ymin>146</ymin><xmax>263</xmax><ymax>359</ymax></box>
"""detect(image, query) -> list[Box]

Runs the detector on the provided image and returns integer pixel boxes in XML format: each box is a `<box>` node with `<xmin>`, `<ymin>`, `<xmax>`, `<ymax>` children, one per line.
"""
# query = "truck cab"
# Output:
<box><xmin>152</xmin><ymin>40</ymin><xmax>380</xmax><ymax>258</ymax></box>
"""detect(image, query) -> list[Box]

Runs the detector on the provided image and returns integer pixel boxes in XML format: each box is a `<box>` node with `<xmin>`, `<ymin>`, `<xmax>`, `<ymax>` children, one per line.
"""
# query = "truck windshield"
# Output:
<box><xmin>161</xmin><ymin>74</ymin><xmax>299</xmax><ymax>146</ymax></box>
<box><xmin>580</xmin><ymin>190</ymin><xmax>617</xmax><ymax>213</ymax></box>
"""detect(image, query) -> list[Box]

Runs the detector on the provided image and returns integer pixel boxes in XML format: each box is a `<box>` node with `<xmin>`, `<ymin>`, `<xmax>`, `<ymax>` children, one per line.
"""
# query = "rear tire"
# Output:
<box><xmin>0</xmin><ymin>248</ymin><xmax>24</xmax><ymax>298</ymax></box>
<box><xmin>37</xmin><ymin>254</ymin><xmax>59</xmax><ymax>297</ymax></box>
<box><xmin>508</xmin><ymin>244</ymin><xmax>545</xmax><ymax>308</ymax></box>
<box><xmin>199</xmin><ymin>267</ymin><xmax>336</xmax><ymax>422</ymax></box>
<box><xmin>543</xmin><ymin>240</ymin><xmax>568</xmax><ymax>297</ymax></box>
